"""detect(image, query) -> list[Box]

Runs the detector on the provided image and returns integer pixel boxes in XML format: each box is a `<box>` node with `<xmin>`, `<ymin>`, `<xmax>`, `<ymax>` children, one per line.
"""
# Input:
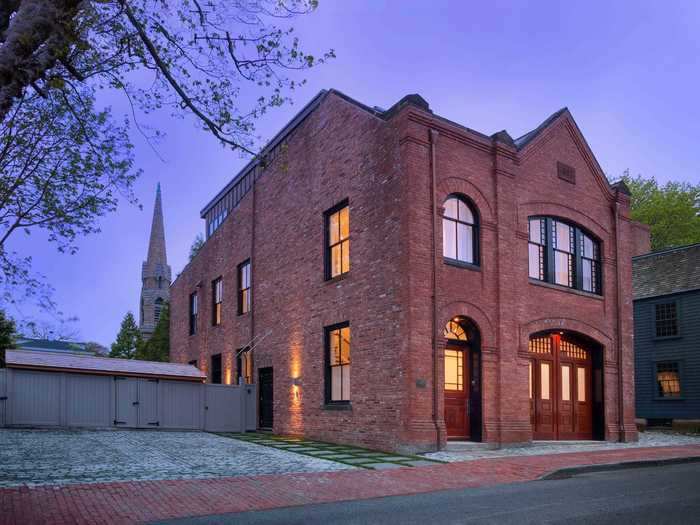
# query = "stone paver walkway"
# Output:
<box><xmin>224</xmin><ymin>432</ymin><xmax>442</xmax><ymax>469</ymax></box>
<box><xmin>1</xmin><ymin>444</ymin><xmax>699</xmax><ymax>524</ymax></box>
<box><xmin>0</xmin><ymin>429</ymin><xmax>354</xmax><ymax>488</ymax></box>
<box><xmin>424</xmin><ymin>430</ymin><xmax>700</xmax><ymax>462</ymax></box>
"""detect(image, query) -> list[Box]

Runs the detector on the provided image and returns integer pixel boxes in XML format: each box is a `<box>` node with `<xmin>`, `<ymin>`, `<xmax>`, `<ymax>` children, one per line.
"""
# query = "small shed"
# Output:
<box><xmin>0</xmin><ymin>350</ymin><xmax>255</xmax><ymax>432</ymax></box>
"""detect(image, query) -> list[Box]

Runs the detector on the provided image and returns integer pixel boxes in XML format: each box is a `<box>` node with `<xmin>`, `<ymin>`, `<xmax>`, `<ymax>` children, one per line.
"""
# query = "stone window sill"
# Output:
<box><xmin>444</xmin><ymin>258</ymin><xmax>481</xmax><ymax>272</ymax></box>
<box><xmin>528</xmin><ymin>279</ymin><xmax>603</xmax><ymax>301</ymax></box>
<box><xmin>322</xmin><ymin>403</ymin><xmax>352</xmax><ymax>411</ymax></box>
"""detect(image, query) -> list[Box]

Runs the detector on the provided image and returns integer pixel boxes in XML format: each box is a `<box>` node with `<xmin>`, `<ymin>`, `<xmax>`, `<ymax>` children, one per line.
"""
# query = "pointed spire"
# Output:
<box><xmin>146</xmin><ymin>182</ymin><xmax>167</xmax><ymax>265</ymax></box>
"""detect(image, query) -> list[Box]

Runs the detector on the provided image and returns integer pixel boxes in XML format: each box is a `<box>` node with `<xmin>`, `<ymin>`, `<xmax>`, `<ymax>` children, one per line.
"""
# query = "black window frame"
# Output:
<box><xmin>211</xmin><ymin>353</ymin><xmax>222</xmax><ymax>384</ymax></box>
<box><xmin>324</xmin><ymin>199</ymin><xmax>350</xmax><ymax>280</ymax></box>
<box><xmin>212</xmin><ymin>277</ymin><xmax>223</xmax><ymax>326</ymax></box>
<box><xmin>442</xmin><ymin>194</ymin><xmax>480</xmax><ymax>267</ymax></box>
<box><xmin>654</xmin><ymin>361</ymin><xmax>682</xmax><ymax>399</ymax></box>
<box><xmin>189</xmin><ymin>292</ymin><xmax>198</xmax><ymax>335</ymax></box>
<box><xmin>324</xmin><ymin>321</ymin><xmax>351</xmax><ymax>405</ymax></box>
<box><xmin>654</xmin><ymin>301</ymin><xmax>680</xmax><ymax>339</ymax></box>
<box><xmin>237</xmin><ymin>259</ymin><xmax>251</xmax><ymax>315</ymax></box>
<box><xmin>528</xmin><ymin>216</ymin><xmax>602</xmax><ymax>295</ymax></box>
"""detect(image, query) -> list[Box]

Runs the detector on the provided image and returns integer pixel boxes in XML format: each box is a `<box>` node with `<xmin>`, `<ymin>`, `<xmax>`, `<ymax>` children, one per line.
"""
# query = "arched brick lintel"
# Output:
<box><xmin>437</xmin><ymin>177</ymin><xmax>495</xmax><ymax>224</ymax></box>
<box><xmin>440</xmin><ymin>300</ymin><xmax>496</xmax><ymax>350</ymax></box>
<box><xmin>519</xmin><ymin>317</ymin><xmax>614</xmax><ymax>356</ymax></box>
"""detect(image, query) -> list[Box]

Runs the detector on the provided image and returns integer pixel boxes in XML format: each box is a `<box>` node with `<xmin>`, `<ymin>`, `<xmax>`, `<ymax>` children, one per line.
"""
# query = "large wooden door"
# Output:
<box><xmin>444</xmin><ymin>346</ymin><xmax>470</xmax><ymax>439</ymax></box>
<box><xmin>258</xmin><ymin>367</ymin><xmax>273</xmax><ymax>429</ymax></box>
<box><xmin>530</xmin><ymin>334</ymin><xmax>594</xmax><ymax>440</ymax></box>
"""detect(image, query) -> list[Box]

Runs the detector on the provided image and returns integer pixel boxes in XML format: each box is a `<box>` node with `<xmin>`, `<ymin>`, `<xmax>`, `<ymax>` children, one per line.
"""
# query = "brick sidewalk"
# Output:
<box><xmin>2</xmin><ymin>445</ymin><xmax>699</xmax><ymax>525</ymax></box>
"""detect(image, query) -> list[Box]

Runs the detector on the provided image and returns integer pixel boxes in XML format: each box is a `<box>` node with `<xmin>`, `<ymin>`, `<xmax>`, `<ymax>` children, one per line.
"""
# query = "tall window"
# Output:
<box><xmin>656</xmin><ymin>362</ymin><xmax>681</xmax><ymax>397</ymax></box>
<box><xmin>528</xmin><ymin>216</ymin><xmax>601</xmax><ymax>295</ymax></box>
<box><xmin>212</xmin><ymin>277</ymin><xmax>223</xmax><ymax>325</ymax></box>
<box><xmin>325</xmin><ymin>322</ymin><xmax>351</xmax><ymax>403</ymax></box>
<box><xmin>325</xmin><ymin>201</ymin><xmax>350</xmax><ymax>279</ymax></box>
<box><xmin>655</xmin><ymin>302</ymin><xmax>678</xmax><ymax>338</ymax></box>
<box><xmin>189</xmin><ymin>292</ymin><xmax>198</xmax><ymax>335</ymax></box>
<box><xmin>236</xmin><ymin>348</ymin><xmax>253</xmax><ymax>384</ymax></box>
<box><xmin>238</xmin><ymin>260</ymin><xmax>251</xmax><ymax>315</ymax></box>
<box><xmin>442</xmin><ymin>195</ymin><xmax>478</xmax><ymax>265</ymax></box>
<box><xmin>154</xmin><ymin>297</ymin><xmax>163</xmax><ymax>325</ymax></box>
<box><xmin>211</xmin><ymin>353</ymin><xmax>222</xmax><ymax>384</ymax></box>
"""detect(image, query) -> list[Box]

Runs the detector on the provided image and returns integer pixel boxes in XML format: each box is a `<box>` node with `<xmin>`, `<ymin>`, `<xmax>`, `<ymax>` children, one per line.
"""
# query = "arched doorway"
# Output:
<box><xmin>443</xmin><ymin>317</ymin><xmax>482</xmax><ymax>441</ymax></box>
<box><xmin>528</xmin><ymin>331</ymin><xmax>603</xmax><ymax>440</ymax></box>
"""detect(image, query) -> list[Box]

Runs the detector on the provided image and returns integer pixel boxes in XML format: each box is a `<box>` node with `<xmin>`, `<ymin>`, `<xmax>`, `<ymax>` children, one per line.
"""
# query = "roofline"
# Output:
<box><xmin>5</xmin><ymin>363</ymin><xmax>206</xmax><ymax>382</ymax></box>
<box><xmin>634</xmin><ymin>286</ymin><xmax>700</xmax><ymax>302</ymax></box>
<box><xmin>200</xmin><ymin>89</ymin><xmax>330</xmax><ymax>217</ymax></box>
<box><xmin>632</xmin><ymin>241</ymin><xmax>700</xmax><ymax>260</ymax></box>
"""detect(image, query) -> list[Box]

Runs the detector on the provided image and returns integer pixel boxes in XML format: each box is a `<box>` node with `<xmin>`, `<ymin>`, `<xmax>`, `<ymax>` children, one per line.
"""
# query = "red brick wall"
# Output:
<box><xmin>171</xmin><ymin>91</ymin><xmax>638</xmax><ymax>452</ymax></box>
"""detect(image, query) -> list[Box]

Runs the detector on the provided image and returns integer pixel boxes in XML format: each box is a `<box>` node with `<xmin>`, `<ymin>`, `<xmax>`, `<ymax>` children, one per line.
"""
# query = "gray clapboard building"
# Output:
<box><xmin>633</xmin><ymin>243</ymin><xmax>700</xmax><ymax>429</ymax></box>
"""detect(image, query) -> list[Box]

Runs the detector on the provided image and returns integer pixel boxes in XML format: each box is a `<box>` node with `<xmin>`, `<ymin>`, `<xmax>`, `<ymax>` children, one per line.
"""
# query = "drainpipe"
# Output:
<box><xmin>613</xmin><ymin>200</ymin><xmax>625</xmax><ymax>441</ymax></box>
<box><xmin>429</xmin><ymin>129</ymin><xmax>441</xmax><ymax>449</ymax></box>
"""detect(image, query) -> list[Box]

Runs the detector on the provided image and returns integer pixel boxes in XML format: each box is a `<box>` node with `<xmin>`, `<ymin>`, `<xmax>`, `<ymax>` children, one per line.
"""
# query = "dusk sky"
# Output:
<box><xmin>9</xmin><ymin>1</ymin><xmax>700</xmax><ymax>346</ymax></box>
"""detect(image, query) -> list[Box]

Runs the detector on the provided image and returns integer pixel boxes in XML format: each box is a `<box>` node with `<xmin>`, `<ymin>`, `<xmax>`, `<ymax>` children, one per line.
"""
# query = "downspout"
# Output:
<box><xmin>613</xmin><ymin>200</ymin><xmax>625</xmax><ymax>441</ymax></box>
<box><xmin>429</xmin><ymin>129</ymin><xmax>441</xmax><ymax>449</ymax></box>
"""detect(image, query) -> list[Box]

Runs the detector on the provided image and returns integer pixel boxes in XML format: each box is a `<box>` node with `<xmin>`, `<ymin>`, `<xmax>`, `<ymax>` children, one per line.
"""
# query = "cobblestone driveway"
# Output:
<box><xmin>0</xmin><ymin>429</ymin><xmax>354</xmax><ymax>487</ymax></box>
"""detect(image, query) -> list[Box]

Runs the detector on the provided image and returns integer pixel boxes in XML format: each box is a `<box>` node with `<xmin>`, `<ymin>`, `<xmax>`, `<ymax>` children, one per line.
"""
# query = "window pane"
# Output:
<box><xmin>554</xmin><ymin>251</ymin><xmax>571</xmax><ymax>286</ymax></box>
<box><xmin>457</xmin><ymin>223</ymin><xmax>473</xmax><ymax>263</ymax></box>
<box><xmin>556</xmin><ymin>222</ymin><xmax>572</xmax><ymax>253</ymax></box>
<box><xmin>341</xmin><ymin>240</ymin><xmax>350</xmax><ymax>274</ymax></box>
<box><xmin>339</xmin><ymin>206</ymin><xmax>349</xmax><ymax>241</ymax></box>
<box><xmin>529</xmin><ymin>244</ymin><xmax>542</xmax><ymax>279</ymax></box>
<box><xmin>342</xmin><ymin>365</ymin><xmax>350</xmax><ymax>400</ymax></box>
<box><xmin>444</xmin><ymin>197</ymin><xmax>458</xmax><ymax>219</ymax></box>
<box><xmin>540</xmin><ymin>362</ymin><xmax>550</xmax><ymax>400</ymax></box>
<box><xmin>582</xmin><ymin>259</ymin><xmax>593</xmax><ymax>292</ymax></box>
<box><xmin>458</xmin><ymin>200</ymin><xmax>473</xmax><ymax>224</ymax></box>
<box><xmin>583</xmin><ymin>235</ymin><xmax>594</xmax><ymax>259</ymax></box>
<box><xmin>561</xmin><ymin>365</ymin><xmax>571</xmax><ymax>401</ymax></box>
<box><xmin>331</xmin><ymin>244</ymin><xmax>342</xmax><ymax>277</ymax></box>
<box><xmin>340</xmin><ymin>327</ymin><xmax>351</xmax><ymax>364</ymax></box>
<box><xmin>529</xmin><ymin>218</ymin><xmax>542</xmax><ymax>244</ymax></box>
<box><xmin>443</xmin><ymin>218</ymin><xmax>457</xmax><ymax>259</ymax></box>
<box><xmin>331</xmin><ymin>366</ymin><xmax>342</xmax><ymax>400</ymax></box>
<box><xmin>330</xmin><ymin>330</ymin><xmax>340</xmax><ymax>365</ymax></box>
<box><xmin>329</xmin><ymin>211</ymin><xmax>340</xmax><ymax>245</ymax></box>
<box><xmin>577</xmin><ymin>367</ymin><xmax>586</xmax><ymax>402</ymax></box>
<box><xmin>444</xmin><ymin>349</ymin><xmax>463</xmax><ymax>391</ymax></box>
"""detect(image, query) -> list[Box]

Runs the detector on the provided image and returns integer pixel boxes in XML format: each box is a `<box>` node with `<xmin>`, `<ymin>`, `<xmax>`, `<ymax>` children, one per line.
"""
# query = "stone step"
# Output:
<box><xmin>445</xmin><ymin>441</ymin><xmax>494</xmax><ymax>452</ymax></box>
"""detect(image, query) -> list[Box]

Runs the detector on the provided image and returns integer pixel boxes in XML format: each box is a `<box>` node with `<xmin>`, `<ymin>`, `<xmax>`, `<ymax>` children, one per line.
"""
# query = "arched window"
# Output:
<box><xmin>528</xmin><ymin>217</ymin><xmax>601</xmax><ymax>295</ymax></box>
<box><xmin>443</xmin><ymin>195</ymin><xmax>479</xmax><ymax>265</ymax></box>
<box><xmin>444</xmin><ymin>320</ymin><xmax>468</xmax><ymax>341</ymax></box>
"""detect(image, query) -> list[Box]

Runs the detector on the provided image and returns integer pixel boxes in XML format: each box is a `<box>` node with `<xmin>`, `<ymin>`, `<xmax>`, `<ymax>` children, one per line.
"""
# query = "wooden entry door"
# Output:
<box><xmin>529</xmin><ymin>334</ymin><xmax>594</xmax><ymax>440</ymax></box>
<box><xmin>258</xmin><ymin>367</ymin><xmax>273</xmax><ymax>429</ymax></box>
<box><xmin>444</xmin><ymin>346</ymin><xmax>470</xmax><ymax>439</ymax></box>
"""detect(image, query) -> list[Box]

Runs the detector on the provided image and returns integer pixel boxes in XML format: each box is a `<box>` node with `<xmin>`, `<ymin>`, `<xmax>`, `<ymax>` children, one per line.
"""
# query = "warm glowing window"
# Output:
<box><xmin>211</xmin><ymin>353</ymin><xmax>222</xmax><ymax>384</ymax></box>
<box><xmin>444</xmin><ymin>320</ymin><xmax>468</xmax><ymax>341</ymax></box>
<box><xmin>444</xmin><ymin>349</ymin><xmax>464</xmax><ymax>391</ymax></box>
<box><xmin>656</xmin><ymin>362</ymin><xmax>681</xmax><ymax>397</ymax></box>
<box><xmin>236</xmin><ymin>348</ymin><xmax>253</xmax><ymax>384</ymax></box>
<box><xmin>655</xmin><ymin>303</ymin><xmax>679</xmax><ymax>338</ymax></box>
<box><xmin>527</xmin><ymin>216</ymin><xmax>601</xmax><ymax>295</ymax></box>
<box><xmin>443</xmin><ymin>195</ymin><xmax>478</xmax><ymax>265</ymax></box>
<box><xmin>528</xmin><ymin>336</ymin><xmax>551</xmax><ymax>354</ymax></box>
<box><xmin>528</xmin><ymin>361</ymin><xmax>533</xmax><ymax>399</ymax></box>
<box><xmin>325</xmin><ymin>202</ymin><xmax>350</xmax><ymax>279</ymax></box>
<box><xmin>189</xmin><ymin>292</ymin><xmax>198</xmax><ymax>335</ymax></box>
<box><xmin>326</xmin><ymin>323</ymin><xmax>351</xmax><ymax>403</ymax></box>
<box><xmin>238</xmin><ymin>260</ymin><xmax>251</xmax><ymax>315</ymax></box>
<box><xmin>561</xmin><ymin>365</ymin><xmax>571</xmax><ymax>401</ymax></box>
<box><xmin>577</xmin><ymin>366</ymin><xmax>586</xmax><ymax>402</ymax></box>
<box><xmin>540</xmin><ymin>362</ymin><xmax>550</xmax><ymax>400</ymax></box>
<box><xmin>212</xmin><ymin>277</ymin><xmax>223</xmax><ymax>326</ymax></box>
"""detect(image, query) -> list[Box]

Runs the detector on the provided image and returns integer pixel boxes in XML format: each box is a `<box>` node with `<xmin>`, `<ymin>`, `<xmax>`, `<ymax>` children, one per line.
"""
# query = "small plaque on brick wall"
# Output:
<box><xmin>415</xmin><ymin>379</ymin><xmax>427</xmax><ymax>388</ymax></box>
<box><xmin>557</xmin><ymin>161</ymin><xmax>576</xmax><ymax>184</ymax></box>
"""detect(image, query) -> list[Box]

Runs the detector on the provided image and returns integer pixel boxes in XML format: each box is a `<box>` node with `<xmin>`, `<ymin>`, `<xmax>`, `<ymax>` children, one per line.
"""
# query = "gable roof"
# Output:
<box><xmin>514</xmin><ymin>107</ymin><xmax>568</xmax><ymax>149</ymax></box>
<box><xmin>5</xmin><ymin>350</ymin><xmax>206</xmax><ymax>381</ymax></box>
<box><xmin>632</xmin><ymin>243</ymin><xmax>700</xmax><ymax>300</ymax></box>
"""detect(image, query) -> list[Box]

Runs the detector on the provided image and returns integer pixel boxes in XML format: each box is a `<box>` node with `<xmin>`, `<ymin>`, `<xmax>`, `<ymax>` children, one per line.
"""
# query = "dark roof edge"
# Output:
<box><xmin>632</xmin><ymin>241</ymin><xmax>700</xmax><ymax>260</ymax></box>
<box><xmin>634</xmin><ymin>286</ymin><xmax>700</xmax><ymax>301</ymax></box>
<box><xmin>200</xmin><ymin>89</ymin><xmax>330</xmax><ymax>217</ymax></box>
<box><xmin>514</xmin><ymin>107</ymin><xmax>568</xmax><ymax>149</ymax></box>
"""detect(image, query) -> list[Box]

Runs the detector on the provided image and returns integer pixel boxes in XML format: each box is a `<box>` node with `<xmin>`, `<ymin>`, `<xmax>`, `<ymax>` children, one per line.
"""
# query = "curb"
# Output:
<box><xmin>540</xmin><ymin>455</ymin><xmax>700</xmax><ymax>480</ymax></box>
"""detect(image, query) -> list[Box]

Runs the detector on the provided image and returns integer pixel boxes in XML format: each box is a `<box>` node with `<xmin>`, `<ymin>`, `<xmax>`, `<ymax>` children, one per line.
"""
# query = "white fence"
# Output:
<box><xmin>0</xmin><ymin>368</ymin><xmax>256</xmax><ymax>432</ymax></box>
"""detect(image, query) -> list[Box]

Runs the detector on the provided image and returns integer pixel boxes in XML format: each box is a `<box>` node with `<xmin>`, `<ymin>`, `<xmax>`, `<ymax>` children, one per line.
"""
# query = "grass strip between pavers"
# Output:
<box><xmin>216</xmin><ymin>432</ymin><xmax>445</xmax><ymax>470</ymax></box>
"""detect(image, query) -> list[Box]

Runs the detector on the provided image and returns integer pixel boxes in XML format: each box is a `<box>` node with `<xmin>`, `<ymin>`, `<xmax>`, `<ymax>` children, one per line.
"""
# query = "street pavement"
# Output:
<box><xmin>157</xmin><ymin>462</ymin><xmax>700</xmax><ymax>524</ymax></box>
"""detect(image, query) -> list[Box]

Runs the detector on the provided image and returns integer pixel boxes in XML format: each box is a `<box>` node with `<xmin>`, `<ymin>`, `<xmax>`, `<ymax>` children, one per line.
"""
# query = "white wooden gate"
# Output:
<box><xmin>0</xmin><ymin>369</ymin><xmax>6</xmax><ymax>427</ymax></box>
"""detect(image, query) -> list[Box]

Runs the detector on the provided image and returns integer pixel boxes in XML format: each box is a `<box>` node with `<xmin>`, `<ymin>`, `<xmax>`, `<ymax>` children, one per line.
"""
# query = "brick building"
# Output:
<box><xmin>170</xmin><ymin>89</ymin><xmax>650</xmax><ymax>452</ymax></box>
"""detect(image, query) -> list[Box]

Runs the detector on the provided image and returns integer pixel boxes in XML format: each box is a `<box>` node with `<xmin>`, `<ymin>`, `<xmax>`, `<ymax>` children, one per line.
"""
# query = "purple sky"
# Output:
<box><xmin>10</xmin><ymin>1</ymin><xmax>700</xmax><ymax>346</ymax></box>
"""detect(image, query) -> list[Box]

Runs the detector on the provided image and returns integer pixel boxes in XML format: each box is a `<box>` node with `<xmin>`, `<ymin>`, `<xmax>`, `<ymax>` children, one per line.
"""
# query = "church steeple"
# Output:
<box><xmin>140</xmin><ymin>183</ymin><xmax>171</xmax><ymax>339</ymax></box>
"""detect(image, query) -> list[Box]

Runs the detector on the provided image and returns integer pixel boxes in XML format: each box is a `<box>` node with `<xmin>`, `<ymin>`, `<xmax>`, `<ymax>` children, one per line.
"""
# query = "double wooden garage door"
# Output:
<box><xmin>114</xmin><ymin>377</ymin><xmax>160</xmax><ymax>428</ymax></box>
<box><xmin>529</xmin><ymin>334</ymin><xmax>593</xmax><ymax>440</ymax></box>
